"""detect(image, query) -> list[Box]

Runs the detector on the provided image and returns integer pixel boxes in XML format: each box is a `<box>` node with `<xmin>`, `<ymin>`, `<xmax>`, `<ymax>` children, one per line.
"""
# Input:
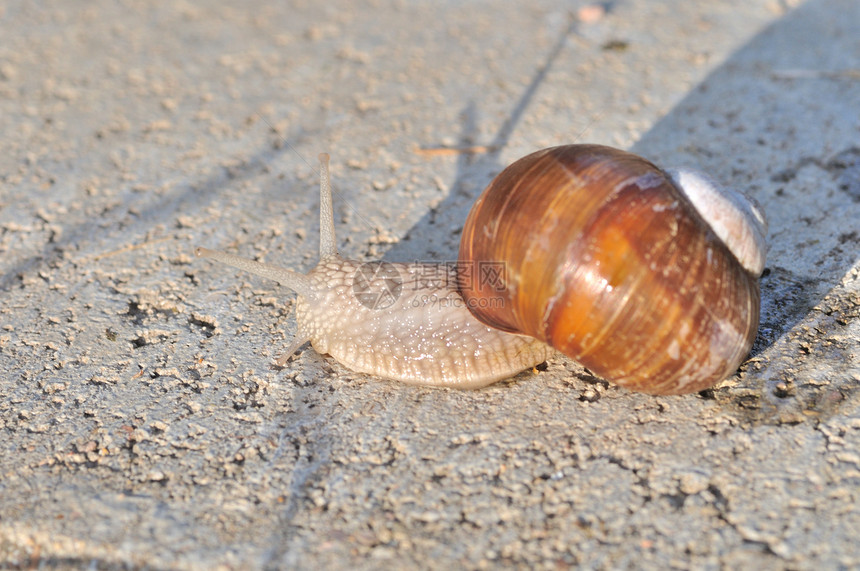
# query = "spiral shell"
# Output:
<box><xmin>458</xmin><ymin>145</ymin><xmax>763</xmax><ymax>395</ymax></box>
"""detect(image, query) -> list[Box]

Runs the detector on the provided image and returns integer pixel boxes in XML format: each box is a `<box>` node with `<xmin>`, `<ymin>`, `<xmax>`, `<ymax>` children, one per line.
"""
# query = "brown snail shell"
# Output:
<box><xmin>458</xmin><ymin>144</ymin><xmax>764</xmax><ymax>395</ymax></box>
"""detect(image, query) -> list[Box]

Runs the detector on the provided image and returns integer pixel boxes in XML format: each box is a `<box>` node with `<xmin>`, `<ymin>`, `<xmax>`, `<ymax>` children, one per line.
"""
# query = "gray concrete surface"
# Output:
<box><xmin>1</xmin><ymin>0</ymin><xmax>859</xmax><ymax>568</ymax></box>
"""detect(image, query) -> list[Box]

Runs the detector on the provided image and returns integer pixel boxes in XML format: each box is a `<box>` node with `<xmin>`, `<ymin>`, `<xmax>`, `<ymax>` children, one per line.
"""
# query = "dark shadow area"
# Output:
<box><xmin>378</xmin><ymin>11</ymin><xmax>590</xmax><ymax>264</ymax></box>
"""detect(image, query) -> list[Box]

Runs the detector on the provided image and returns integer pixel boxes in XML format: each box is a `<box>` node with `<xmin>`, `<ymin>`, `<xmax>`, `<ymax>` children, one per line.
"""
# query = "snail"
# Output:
<box><xmin>195</xmin><ymin>145</ymin><xmax>767</xmax><ymax>395</ymax></box>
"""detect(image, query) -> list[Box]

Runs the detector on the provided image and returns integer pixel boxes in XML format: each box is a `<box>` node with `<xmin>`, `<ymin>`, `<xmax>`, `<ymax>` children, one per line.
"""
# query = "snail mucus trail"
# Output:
<box><xmin>196</xmin><ymin>145</ymin><xmax>767</xmax><ymax>395</ymax></box>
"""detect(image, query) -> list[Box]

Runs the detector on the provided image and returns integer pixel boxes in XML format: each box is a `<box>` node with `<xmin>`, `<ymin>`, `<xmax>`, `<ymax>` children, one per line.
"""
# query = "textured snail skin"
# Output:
<box><xmin>196</xmin><ymin>154</ymin><xmax>551</xmax><ymax>389</ymax></box>
<box><xmin>292</xmin><ymin>259</ymin><xmax>552</xmax><ymax>388</ymax></box>
<box><xmin>458</xmin><ymin>145</ymin><xmax>764</xmax><ymax>395</ymax></box>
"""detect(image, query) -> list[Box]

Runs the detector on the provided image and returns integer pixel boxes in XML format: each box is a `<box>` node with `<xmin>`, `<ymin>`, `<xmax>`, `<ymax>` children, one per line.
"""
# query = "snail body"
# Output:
<box><xmin>196</xmin><ymin>145</ymin><xmax>766</xmax><ymax>395</ymax></box>
<box><xmin>196</xmin><ymin>154</ymin><xmax>551</xmax><ymax>389</ymax></box>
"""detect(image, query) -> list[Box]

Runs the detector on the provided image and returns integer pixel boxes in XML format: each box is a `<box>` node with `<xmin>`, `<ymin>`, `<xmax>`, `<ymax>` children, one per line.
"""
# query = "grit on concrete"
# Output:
<box><xmin>1</xmin><ymin>0</ymin><xmax>859</xmax><ymax>569</ymax></box>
